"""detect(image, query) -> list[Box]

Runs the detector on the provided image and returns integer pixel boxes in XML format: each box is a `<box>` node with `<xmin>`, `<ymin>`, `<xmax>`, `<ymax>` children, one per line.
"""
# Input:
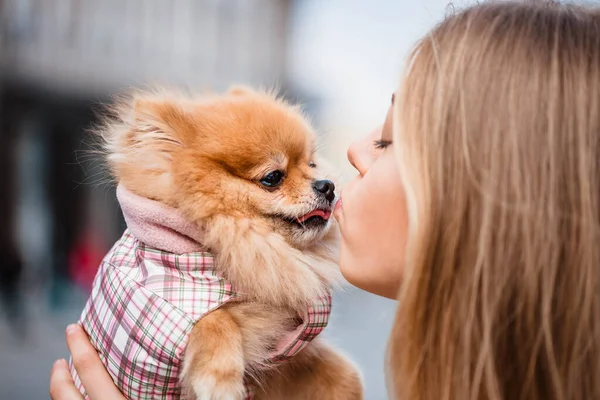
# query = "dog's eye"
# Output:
<box><xmin>260</xmin><ymin>170</ymin><xmax>284</xmax><ymax>188</ymax></box>
<box><xmin>308</xmin><ymin>161</ymin><xmax>316</xmax><ymax>168</ymax></box>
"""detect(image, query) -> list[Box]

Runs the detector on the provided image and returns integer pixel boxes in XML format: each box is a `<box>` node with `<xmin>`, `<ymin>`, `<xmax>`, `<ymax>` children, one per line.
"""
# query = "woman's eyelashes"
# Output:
<box><xmin>374</xmin><ymin>139</ymin><xmax>392</xmax><ymax>149</ymax></box>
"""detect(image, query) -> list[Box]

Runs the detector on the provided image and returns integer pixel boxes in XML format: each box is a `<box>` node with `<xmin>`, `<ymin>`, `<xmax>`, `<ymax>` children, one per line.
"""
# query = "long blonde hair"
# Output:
<box><xmin>389</xmin><ymin>2</ymin><xmax>600</xmax><ymax>399</ymax></box>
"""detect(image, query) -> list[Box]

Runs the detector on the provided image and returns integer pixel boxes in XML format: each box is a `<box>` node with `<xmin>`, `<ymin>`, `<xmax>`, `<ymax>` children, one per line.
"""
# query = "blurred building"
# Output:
<box><xmin>0</xmin><ymin>0</ymin><xmax>292</xmax><ymax>94</ymax></box>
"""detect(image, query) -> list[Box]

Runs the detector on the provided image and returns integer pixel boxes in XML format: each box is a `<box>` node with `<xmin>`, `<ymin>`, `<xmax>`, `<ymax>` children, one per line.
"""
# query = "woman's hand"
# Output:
<box><xmin>49</xmin><ymin>324</ymin><xmax>125</xmax><ymax>400</ymax></box>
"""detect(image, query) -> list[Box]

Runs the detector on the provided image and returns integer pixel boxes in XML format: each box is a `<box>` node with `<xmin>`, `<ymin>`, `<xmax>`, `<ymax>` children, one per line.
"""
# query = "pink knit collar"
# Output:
<box><xmin>116</xmin><ymin>185</ymin><xmax>207</xmax><ymax>254</ymax></box>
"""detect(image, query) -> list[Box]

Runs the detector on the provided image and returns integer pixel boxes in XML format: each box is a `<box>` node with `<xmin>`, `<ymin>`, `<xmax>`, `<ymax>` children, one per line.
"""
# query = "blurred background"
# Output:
<box><xmin>0</xmin><ymin>0</ymin><xmax>494</xmax><ymax>398</ymax></box>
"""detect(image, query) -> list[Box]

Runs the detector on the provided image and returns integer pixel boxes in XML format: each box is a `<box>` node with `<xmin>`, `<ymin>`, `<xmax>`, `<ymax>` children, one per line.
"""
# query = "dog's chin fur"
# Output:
<box><xmin>100</xmin><ymin>85</ymin><xmax>342</xmax><ymax>311</ymax></box>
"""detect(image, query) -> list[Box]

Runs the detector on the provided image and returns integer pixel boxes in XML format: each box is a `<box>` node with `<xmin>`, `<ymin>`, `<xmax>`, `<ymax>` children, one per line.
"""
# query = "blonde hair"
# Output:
<box><xmin>389</xmin><ymin>2</ymin><xmax>600</xmax><ymax>399</ymax></box>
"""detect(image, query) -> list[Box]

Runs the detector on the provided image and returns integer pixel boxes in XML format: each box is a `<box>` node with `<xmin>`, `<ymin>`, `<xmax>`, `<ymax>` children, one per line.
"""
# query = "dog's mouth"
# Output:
<box><xmin>297</xmin><ymin>209</ymin><xmax>331</xmax><ymax>223</ymax></box>
<box><xmin>280</xmin><ymin>208</ymin><xmax>332</xmax><ymax>229</ymax></box>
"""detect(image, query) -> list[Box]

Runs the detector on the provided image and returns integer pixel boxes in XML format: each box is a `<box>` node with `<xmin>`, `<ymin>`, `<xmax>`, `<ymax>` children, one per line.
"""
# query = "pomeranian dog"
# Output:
<box><xmin>71</xmin><ymin>86</ymin><xmax>363</xmax><ymax>400</ymax></box>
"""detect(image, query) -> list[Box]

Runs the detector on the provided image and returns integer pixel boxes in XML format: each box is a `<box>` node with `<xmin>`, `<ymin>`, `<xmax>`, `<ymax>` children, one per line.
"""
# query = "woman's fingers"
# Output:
<box><xmin>49</xmin><ymin>359</ymin><xmax>84</xmax><ymax>400</ymax></box>
<box><xmin>66</xmin><ymin>324</ymin><xmax>125</xmax><ymax>400</ymax></box>
<box><xmin>49</xmin><ymin>325</ymin><xmax>125</xmax><ymax>400</ymax></box>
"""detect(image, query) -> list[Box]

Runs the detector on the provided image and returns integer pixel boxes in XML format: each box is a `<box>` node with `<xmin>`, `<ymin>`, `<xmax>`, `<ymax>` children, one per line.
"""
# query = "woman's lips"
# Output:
<box><xmin>334</xmin><ymin>196</ymin><xmax>343</xmax><ymax>214</ymax></box>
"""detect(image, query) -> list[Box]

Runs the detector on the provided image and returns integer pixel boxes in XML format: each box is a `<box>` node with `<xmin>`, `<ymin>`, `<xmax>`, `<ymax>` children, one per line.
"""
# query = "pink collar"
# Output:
<box><xmin>116</xmin><ymin>185</ymin><xmax>206</xmax><ymax>254</ymax></box>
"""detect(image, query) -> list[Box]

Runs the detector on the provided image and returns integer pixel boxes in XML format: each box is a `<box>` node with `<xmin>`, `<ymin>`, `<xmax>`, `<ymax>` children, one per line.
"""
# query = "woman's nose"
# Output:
<box><xmin>347</xmin><ymin>127</ymin><xmax>382</xmax><ymax>176</ymax></box>
<box><xmin>347</xmin><ymin>141</ymin><xmax>362</xmax><ymax>173</ymax></box>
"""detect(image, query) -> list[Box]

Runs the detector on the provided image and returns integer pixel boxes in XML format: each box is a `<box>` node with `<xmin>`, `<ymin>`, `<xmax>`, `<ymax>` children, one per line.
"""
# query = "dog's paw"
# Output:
<box><xmin>182</xmin><ymin>308</ymin><xmax>247</xmax><ymax>400</ymax></box>
<box><xmin>190</xmin><ymin>371</ymin><xmax>246</xmax><ymax>400</ymax></box>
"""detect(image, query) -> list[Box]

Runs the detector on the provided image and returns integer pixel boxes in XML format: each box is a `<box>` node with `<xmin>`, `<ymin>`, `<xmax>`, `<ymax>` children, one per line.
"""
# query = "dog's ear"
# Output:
<box><xmin>129</xmin><ymin>94</ymin><xmax>195</xmax><ymax>148</ymax></box>
<box><xmin>227</xmin><ymin>85</ymin><xmax>256</xmax><ymax>96</ymax></box>
<box><xmin>102</xmin><ymin>92</ymin><xmax>194</xmax><ymax>201</ymax></box>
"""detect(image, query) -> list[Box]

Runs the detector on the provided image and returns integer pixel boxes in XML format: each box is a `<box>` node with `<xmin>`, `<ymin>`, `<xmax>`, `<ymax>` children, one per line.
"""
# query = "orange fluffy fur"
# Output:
<box><xmin>100</xmin><ymin>86</ymin><xmax>363</xmax><ymax>399</ymax></box>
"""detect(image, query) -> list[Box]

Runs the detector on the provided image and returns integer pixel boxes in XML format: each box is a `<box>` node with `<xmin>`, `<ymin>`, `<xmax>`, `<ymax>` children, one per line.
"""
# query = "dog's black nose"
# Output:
<box><xmin>313</xmin><ymin>179</ymin><xmax>335</xmax><ymax>203</ymax></box>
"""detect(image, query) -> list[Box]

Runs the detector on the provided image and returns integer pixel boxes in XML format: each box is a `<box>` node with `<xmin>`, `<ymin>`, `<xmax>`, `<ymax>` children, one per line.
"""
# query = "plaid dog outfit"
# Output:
<box><xmin>71</xmin><ymin>186</ymin><xmax>332</xmax><ymax>399</ymax></box>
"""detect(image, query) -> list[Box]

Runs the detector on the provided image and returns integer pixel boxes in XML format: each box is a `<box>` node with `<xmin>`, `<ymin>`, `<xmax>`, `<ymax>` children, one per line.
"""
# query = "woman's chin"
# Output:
<box><xmin>339</xmin><ymin>249</ymin><xmax>399</xmax><ymax>299</ymax></box>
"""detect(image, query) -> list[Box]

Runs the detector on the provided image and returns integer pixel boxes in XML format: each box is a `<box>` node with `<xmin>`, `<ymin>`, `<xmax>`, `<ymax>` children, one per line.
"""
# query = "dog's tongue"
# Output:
<box><xmin>297</xmin><ymin>209</ymin><xmax>331</xmax><ymax>223</ymax></box>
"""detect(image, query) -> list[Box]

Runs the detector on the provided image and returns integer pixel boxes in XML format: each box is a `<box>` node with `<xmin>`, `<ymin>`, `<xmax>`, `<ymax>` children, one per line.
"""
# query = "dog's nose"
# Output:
<box><xmin>313</xmin><ymin>179</ymin><xmax>336</xmax><ymax>203</ymax></box>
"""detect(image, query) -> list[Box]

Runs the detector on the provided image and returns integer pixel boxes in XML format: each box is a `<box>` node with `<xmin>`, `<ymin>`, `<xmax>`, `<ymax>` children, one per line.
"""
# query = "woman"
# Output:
<box><xmin>51</xmin><ymin>1</ymin><xmax>600</xmax><ymax>399</ymax></box>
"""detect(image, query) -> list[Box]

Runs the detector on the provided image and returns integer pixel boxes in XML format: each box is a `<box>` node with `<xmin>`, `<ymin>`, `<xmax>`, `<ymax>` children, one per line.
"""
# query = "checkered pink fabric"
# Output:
<box><xmin>71</xmin><ymin>229</ymin><xmax>332</xmax><ymax>399</ymax></box>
